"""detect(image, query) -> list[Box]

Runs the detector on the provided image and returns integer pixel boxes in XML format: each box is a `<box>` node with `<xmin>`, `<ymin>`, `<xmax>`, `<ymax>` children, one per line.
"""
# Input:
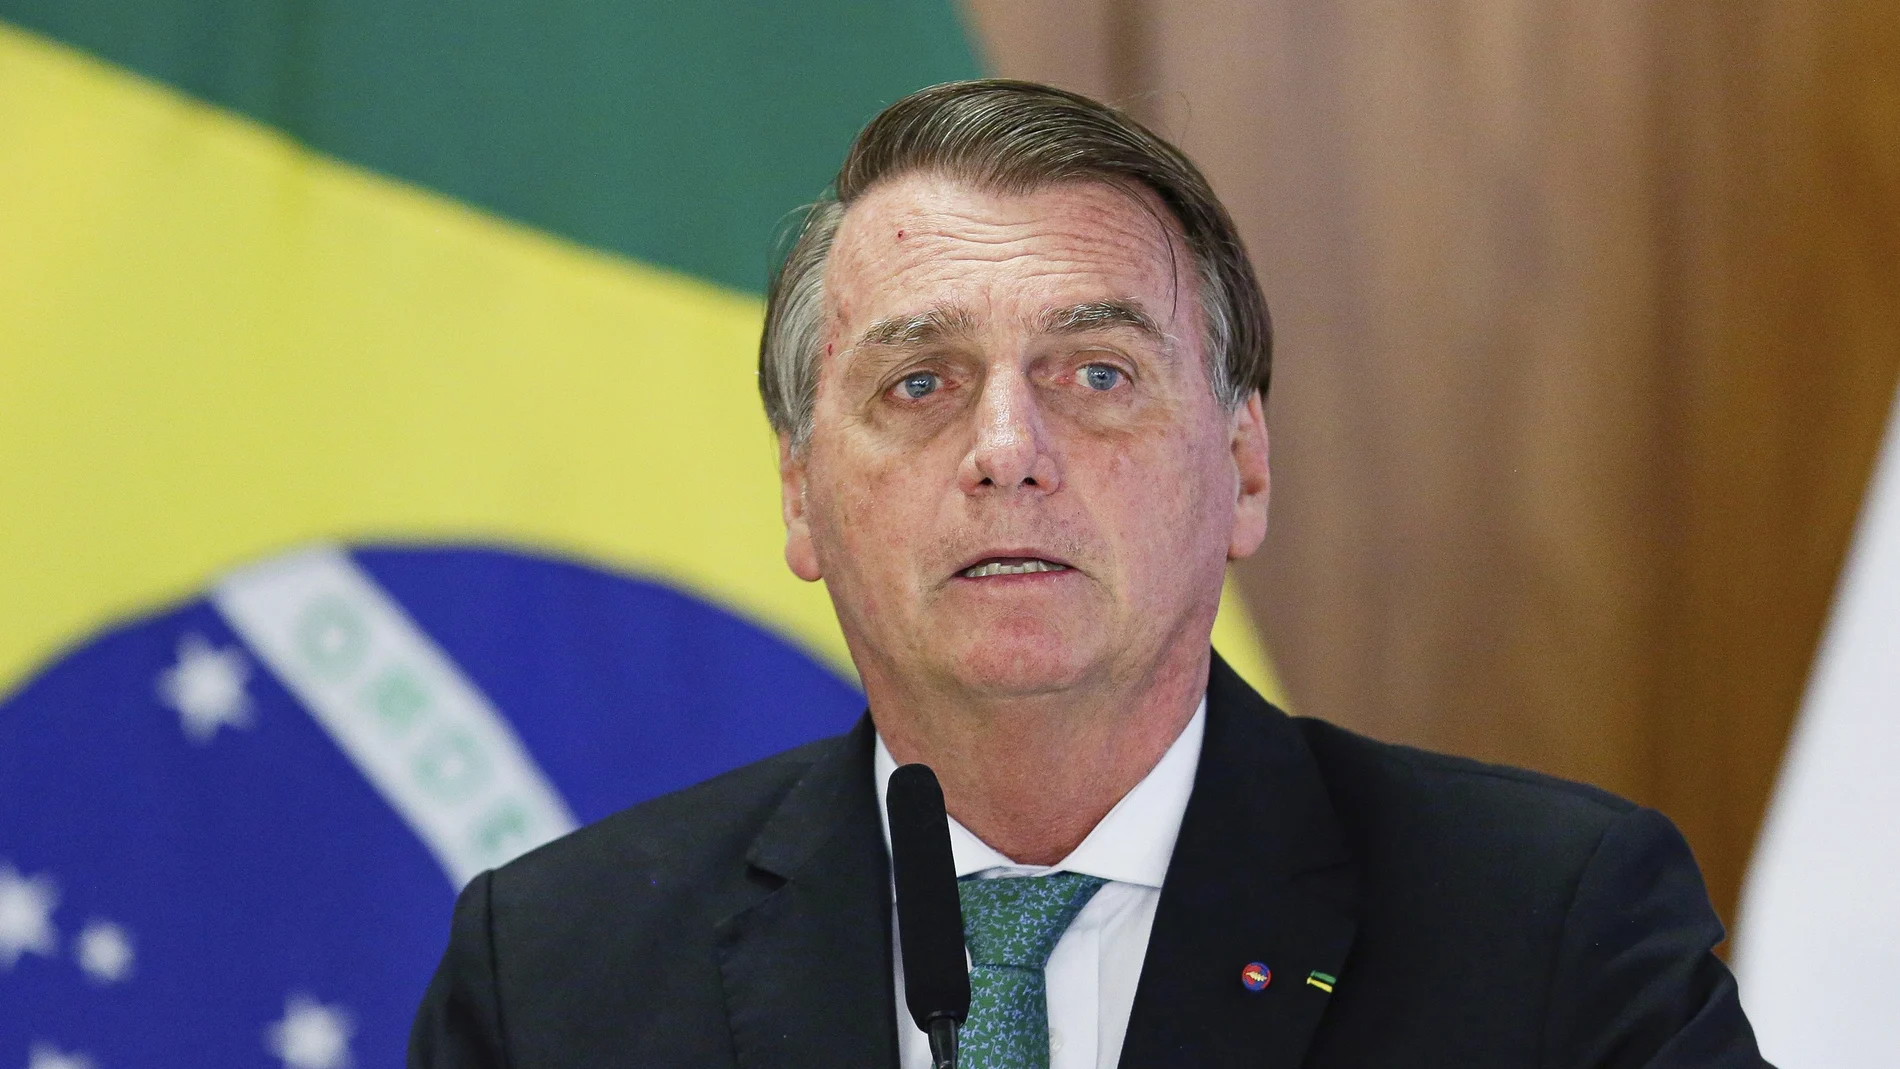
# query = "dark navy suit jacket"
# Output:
<box><xmin>410</xmin><ymin>653</ymin><xmax>1768</xmax><ymax>1067</ymax></box>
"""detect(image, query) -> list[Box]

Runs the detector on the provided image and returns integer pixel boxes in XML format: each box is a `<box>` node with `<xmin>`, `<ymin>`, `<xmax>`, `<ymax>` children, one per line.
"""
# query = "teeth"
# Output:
<box><xmin>962</xmin><ymin>560</ymin><xmax>1068</xmax><ymax>578</ymax></box>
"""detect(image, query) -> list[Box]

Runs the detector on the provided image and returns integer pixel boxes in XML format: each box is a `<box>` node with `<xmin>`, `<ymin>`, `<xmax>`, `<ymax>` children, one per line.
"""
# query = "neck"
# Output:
<box><xmin>870</xmin><ymin>644</ymin><xmax>1209</xmax><ymax>866</ymax></box>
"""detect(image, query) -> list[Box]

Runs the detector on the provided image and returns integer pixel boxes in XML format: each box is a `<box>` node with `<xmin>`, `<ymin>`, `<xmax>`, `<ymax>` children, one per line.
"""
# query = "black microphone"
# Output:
<box><xmin>887</xmin><ymin>763</ymin><xmax>970</xmax><ymax>1069</ymax></box>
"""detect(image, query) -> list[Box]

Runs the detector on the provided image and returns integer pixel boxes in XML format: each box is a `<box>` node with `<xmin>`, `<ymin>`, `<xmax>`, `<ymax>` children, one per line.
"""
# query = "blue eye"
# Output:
<box><xmin>1081</xmin><ymin>364</ymin><xmax>1122</xmax><ymax>391</ymax></box>
<box><xmin>900</xmin><ymin>371</ymin><xmax>939</xmax><ymax>399</ymax></box>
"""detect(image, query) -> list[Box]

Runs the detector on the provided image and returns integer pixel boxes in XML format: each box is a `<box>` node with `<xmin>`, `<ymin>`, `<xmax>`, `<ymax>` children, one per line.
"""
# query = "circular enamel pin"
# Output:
<box><xmin>1241</xmin><ymin>962</ymin><xmax>1272</xmax><ymax>991</ymax></box>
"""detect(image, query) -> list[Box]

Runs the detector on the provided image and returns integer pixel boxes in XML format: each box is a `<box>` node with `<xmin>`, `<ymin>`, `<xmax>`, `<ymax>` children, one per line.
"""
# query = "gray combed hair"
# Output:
<box><xmin>759</xmin><ymin>79</ymin><xmax>1272</xmax><ymax>448</ymax></box>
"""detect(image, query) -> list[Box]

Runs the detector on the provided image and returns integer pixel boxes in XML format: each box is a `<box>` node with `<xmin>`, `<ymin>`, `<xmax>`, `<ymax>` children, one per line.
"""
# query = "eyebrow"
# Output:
<box><xmin>854</xmin><ymin>299</ymin><xmax>1164</xmax><ymax>353</ymax></box>
<box><xmin>1037</xmin><ymin>299</ymin><xmax>1165</xmax><ymax>340</ymax></box>
<box><xmin>854</xmin><ymin>306</ymin><xmax>980</xmax><ymax>350</ymax></box>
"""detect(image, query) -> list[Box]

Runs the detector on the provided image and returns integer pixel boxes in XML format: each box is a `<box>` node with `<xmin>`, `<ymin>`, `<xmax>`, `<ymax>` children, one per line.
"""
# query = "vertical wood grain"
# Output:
<box><xmin>1652</xmin><ymin>0</ymin><xmax>1900</xmax><ymax>922</ymax></box>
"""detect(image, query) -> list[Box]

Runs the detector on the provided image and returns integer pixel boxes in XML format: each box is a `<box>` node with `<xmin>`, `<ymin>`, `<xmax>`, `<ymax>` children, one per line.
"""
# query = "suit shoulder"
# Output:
<box><xmin>1293</xmin><ymin>714</ymin><xmax>1638</xmax><ymax>872</ymax></box>
<box><xmin>486</xmin><ymin>732</ymin><xmax>848</xmax><ymax>903</ymax></box>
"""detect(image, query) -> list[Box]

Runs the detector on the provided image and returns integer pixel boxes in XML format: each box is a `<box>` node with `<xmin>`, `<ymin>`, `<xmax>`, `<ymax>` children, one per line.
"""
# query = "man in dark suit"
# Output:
<box><xmin>411</xmin><ymin>80</ymin><xmax>1767</xmax><ymax>1067</ymax></box>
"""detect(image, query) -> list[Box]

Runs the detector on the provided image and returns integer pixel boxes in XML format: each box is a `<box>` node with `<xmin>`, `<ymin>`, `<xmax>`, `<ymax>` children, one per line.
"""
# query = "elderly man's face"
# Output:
<box><xmin>781</xmin><ymin>173</ymin><xmax>1269</xmax><ymax>701</ymax></box>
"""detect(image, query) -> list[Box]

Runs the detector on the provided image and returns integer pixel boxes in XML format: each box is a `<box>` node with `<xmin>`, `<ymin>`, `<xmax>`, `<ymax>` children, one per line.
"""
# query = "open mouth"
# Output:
<box><xmin>958</xmin><ymin>558</ymin><xmax>1070</xmax><ymax>579</ymax></box>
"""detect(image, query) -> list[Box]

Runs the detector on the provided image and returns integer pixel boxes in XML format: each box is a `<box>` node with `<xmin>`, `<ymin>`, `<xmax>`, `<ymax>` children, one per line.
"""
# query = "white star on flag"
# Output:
<box><xmin>26</xmin><ymin>1043</ymin><xmax>93</xmax><ymax>1069</ymax></box>
<box><xmin>74</xmin><ymin>919</ymin><xmax>134</xmax><ymax>984</ymax></box>
<box><xmin>266</xmin><ymin>993</ymin><xmax>355</xmax><ymax>1069</ymax></box>
<box><xmin>156</xmin><ymin>633</ymin><xmax>255</xmax><ymax>743</ymax></box>
<box><xmin>0</xmin><ymin>862</ymin><xmax>59</xmax><ymax>969</ymax></box>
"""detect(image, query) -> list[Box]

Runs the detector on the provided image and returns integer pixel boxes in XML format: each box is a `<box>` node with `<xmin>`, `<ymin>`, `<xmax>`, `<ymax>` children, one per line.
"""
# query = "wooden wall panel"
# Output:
<box><xmin>1652</xmin><ymin>0</ymin><xmax>1900</xmax><ymax>925</ymax></box>
<box><xmin>962</xmin><ymin>0</ymin><xmax>1900</xmax><ymax>930</ymax></box>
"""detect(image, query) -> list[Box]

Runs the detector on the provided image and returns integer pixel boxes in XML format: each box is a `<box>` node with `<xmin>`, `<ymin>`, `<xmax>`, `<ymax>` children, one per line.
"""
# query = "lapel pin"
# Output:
<box><xmin>1240</xmin><ymin>962</ymin><xmax>1272</xmax><ymax>991</ymax></box>
<box><xmin>1305</xmin><ymin>970</ymin><xmax>1336</xmax><ymax>993</ymax></box>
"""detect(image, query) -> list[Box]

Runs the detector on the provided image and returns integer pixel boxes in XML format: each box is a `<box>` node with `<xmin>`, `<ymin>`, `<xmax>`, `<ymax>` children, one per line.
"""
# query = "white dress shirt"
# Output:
<box><xmin>875</xmin><ymin>699</ymin><xmax>1206</xmax><ymax>1069</ymax></box>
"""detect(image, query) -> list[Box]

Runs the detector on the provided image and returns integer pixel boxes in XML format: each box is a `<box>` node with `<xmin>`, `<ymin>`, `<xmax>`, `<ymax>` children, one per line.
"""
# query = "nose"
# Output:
<box><xmin>957</xmin><ymin>368</ymin><xmax>1062</xmax><ymax>496</ymax></box>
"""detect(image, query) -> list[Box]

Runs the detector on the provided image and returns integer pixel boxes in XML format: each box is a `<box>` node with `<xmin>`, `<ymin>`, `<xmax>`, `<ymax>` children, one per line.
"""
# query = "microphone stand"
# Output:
<box><xmin>926</xmin><ymin>1015</ymin><xmax>959</xmax><ymax>1069</ymax></box>
<box><xmin>888</xmin><ymin>763</ymin><xmax>970</xmax><ymax>1069</ymax></box>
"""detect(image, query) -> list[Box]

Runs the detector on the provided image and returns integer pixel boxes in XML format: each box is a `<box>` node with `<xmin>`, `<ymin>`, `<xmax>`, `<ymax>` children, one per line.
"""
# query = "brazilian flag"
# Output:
<box><xmin>0</xmin><ymin>4</ymin><xmax>1282</xmax><ymax>1065</ymax></box>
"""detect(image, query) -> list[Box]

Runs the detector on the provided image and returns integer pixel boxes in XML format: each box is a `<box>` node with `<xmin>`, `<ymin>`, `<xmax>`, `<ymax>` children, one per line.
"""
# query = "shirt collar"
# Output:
<box><xmin>873</xmin><ymin>697</ymin><xmax>1206</xmax><ymax>889</ymax></box>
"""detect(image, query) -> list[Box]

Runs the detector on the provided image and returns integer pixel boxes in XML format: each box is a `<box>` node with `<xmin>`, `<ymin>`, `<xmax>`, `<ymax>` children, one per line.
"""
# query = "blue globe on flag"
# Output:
<box><xmin>0</xmin><ymin>544</ymin><xmax>864</xmax><ymax>1069</ymax></box>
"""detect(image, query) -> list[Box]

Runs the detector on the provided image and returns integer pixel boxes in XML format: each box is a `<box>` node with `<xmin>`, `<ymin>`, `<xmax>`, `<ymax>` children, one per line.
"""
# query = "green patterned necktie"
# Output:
<box><xmin>957</xmin><ymin>872</ymin><xmax>1108</xmax><ymax>1069</ymax></box>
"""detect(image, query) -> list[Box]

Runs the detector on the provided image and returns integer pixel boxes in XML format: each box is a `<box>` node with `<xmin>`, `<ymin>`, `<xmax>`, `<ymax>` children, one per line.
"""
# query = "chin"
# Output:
<box><xmin>937</xmin><ymin>622</ymin><xmax>1101</xmax><ymax>698</ymax></box>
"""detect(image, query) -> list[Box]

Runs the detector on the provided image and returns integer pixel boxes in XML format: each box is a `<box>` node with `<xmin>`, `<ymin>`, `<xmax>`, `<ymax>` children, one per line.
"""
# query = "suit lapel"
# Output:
<box><xmin>1118</xmin><ymin>654</ymin><xmax>1358</xmax><ymax>1069</ymax></box>
<box><xmin>715</xmin><ymin>716</ymin><xmax>900</xmax><ymax>1069</ymax></box>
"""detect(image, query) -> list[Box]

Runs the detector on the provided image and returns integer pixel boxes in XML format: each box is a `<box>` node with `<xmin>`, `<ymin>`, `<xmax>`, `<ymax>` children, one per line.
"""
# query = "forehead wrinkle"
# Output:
<box><xmin>825</xmin><ymin>177</ymin><xmax>1202</xmax><ymax>369</ymax></box>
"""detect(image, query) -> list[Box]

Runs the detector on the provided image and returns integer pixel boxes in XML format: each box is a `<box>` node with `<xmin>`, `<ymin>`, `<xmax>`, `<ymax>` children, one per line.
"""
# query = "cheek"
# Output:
<box><xmin>808</xmin><ymin>447</ymin><xmax>928</xmax><ymax>570</ymax></box>
<box><xmin>1085</xmin><ymin>434</ymin><xmax>1230</xmax><ymax>573</ymax></box>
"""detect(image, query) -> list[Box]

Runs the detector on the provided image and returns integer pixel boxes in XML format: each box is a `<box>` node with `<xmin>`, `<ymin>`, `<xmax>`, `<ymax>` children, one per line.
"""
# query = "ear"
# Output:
<box><xmin>779</xmin><ymin>433</ymin><xmax>824</xmax><ymax>582</ymax></box>
<box><xmin>1227</xmin><ymin>391</ymin><xmax>1271</xmax><ymax>560</ymax></box>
